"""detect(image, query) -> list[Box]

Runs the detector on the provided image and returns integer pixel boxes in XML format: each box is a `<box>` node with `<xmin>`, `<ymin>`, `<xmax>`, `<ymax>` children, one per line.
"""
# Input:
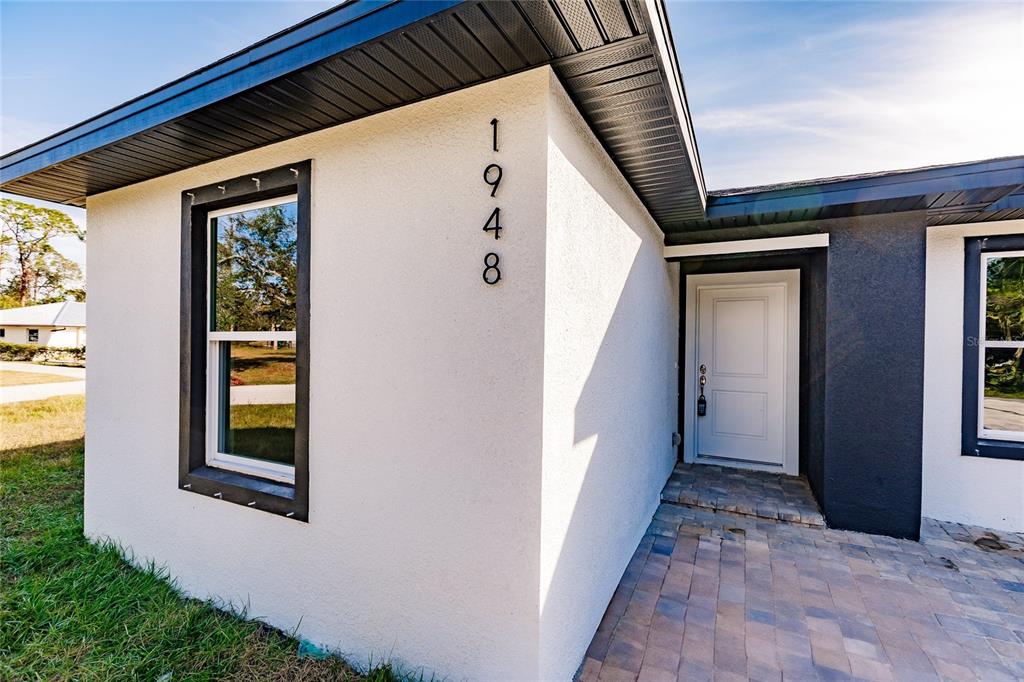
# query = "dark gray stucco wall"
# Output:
<box><xmin>803</xmin><ymin>252</ymin><xmax>828</xmax><ymax>510</ymax></box>
<box><xmin>673</xmin><ymin>212</ymin><xmax>927</xmax><ymax>539</ymax></box>
<box><xmin>823</xmin><ymin>212</ymin><xmax>927</xmax><ymax>539</ymax></box>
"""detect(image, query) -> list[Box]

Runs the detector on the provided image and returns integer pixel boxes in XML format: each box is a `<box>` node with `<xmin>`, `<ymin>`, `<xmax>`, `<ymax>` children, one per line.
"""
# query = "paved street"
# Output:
<box><xmin>230</xmin><ymin>383</ymin><xmax>295</xmax><ymax>405</ymax></box>
<box><xmin>0</xmin><ymin>360</ymin><xmax>84</xmax><ymax>378</ymax></box>
<box><xmin>983</xmin><ymin>397</ymin><xmax>1024</xmax><ymax>433</ymax></box>
<box><xmin>0</xmin><ymin>361</ymin><xmax>85</xmax><ymax>404</ymax></box>
<box><xmin>581</xmin><ymin>469</ymin><xmax>1024</xmax><ymax>681</ymax></box>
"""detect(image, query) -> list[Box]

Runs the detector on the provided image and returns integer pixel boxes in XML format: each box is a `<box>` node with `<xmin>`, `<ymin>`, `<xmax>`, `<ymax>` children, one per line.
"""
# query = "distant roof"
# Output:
<box><xmin>667</xmin><ymin>155</ymin><xmax>1024</xmax><ymax>242</ymax></box>
<box><xmin>0</xmin><ymin>301</ymin><xmax>86</xmax><ymax>327</ymax></box>
<box><xmin>0</xmin><ymin>0</ymin><xmax>706</xmax><ymax>227</ymax></box>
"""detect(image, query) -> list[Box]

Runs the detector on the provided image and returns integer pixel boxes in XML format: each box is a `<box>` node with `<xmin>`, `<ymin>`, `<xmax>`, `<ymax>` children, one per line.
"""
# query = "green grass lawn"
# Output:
<box><xmin>226</xmin><ymin>403</ymin><xmax>296</xmax><ymax>463</ymax></box>
<box><xmin>0</xmin><ymin>369</ymin><xmax>78</xmax><ymax>387</ymax></box>
<box><xmin>985</xmin><ymin>389</ymin><xmax>1024</xmax><ymax>401</ymax></box>
<box><xmin>0</xmin><ymin>396</ymin><xmax>408</xmax><ymax>681</ymax></box>
<box><xmin>230</xmin><ymin>343</ymin><xmax>295</xmax><ymax>386</ymax></box>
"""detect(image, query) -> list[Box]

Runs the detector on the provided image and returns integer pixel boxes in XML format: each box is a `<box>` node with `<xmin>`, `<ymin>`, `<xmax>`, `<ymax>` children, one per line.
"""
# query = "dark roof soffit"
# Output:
<box><xmin>1</xmin><ymin>1</ymin><xmax>459</xmax><ymax>184</ymax></box>
<box><xmin>0</xmin><ymin>0</ymin><xmax>706</xmax><ymax>227</ymax></box>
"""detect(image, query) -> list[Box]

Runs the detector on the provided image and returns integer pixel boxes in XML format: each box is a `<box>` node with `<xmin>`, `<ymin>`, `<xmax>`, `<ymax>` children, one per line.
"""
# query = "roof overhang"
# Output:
<box><xmin>666</xmin><ymin>156</ymin><xmax>1024</xmax><ymax>244</ymax></box>
<box><xmin>0</xmin><ymin>0</ymin><xmax>706</xmax><ymax>227</ymax></box>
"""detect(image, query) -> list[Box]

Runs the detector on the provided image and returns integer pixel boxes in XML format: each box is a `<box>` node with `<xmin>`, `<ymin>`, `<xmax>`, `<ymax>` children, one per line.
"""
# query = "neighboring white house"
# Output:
<box><xmin>0</xmin><ymin>301</ymin><xmax>86</xmax><ymax>347</ymax></box>
<box><xmin>0</xmin><ymin>1</ymin><xmax>1021</xmax><ymax>679</ymax></box>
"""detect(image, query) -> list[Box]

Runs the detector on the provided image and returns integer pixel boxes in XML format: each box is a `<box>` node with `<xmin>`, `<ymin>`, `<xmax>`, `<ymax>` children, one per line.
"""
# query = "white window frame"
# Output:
<box><xmin>205</xmin><ymin>194</ymin><xmax>298</xmax><ymax>483</ymax></box>
<box><xmin>977</xmin><ymin>249</ymin><xmax>1024</xmax><ymax>442</ymax></box>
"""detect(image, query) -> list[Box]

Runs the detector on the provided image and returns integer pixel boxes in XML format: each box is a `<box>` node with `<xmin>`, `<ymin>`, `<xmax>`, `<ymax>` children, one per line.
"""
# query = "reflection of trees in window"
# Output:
<box><xmin>987</xmin><ymin>256</ymin><xmax>1024</xmax><ymax>340</ymax></box>
<box><xmin>214</xmin><ymin>203</ymin><xmax>297</xmax><ymax>331</ymax></box>
<box><xmin>985</xmin><ymin>256</ymin><xmax>1023</xmax><ymax>399</ymax></box>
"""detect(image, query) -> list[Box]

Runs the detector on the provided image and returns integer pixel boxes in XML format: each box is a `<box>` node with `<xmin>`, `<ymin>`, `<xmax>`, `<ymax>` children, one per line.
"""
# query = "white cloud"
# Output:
<box><xmin>693</xmin><ymin>3</ymin><xmax>1024</xmax><ymax>189</ymax></box>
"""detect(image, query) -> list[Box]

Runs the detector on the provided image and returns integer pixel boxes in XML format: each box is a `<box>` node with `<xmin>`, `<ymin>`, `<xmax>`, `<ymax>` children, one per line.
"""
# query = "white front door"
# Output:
<box><xmin>683</xmin><ymin>270</ymin><xmax>800</xmax><ymax>474</ymax></box>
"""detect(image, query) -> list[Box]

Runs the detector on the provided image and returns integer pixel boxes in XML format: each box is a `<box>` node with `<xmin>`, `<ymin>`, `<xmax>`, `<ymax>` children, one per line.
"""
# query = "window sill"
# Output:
<box><xmin>181</xmin><ymin>466</ymin><xmax>305</xmax><ymax>520</ymax></box>
<box><xmin>208</xmin><ymin>453</ymin><xmax>295</xmax><ymax>484</ymax></box>
<box><xmin>962</xmin><ymin>439</ymin><xmax>1024</xmax><ymax>461</ymax></box>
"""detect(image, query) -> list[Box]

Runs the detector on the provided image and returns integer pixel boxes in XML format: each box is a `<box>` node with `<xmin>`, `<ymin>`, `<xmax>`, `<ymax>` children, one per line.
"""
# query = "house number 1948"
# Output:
<box><xmin>482</xmin><ymin>118</ymin><xmax>503</xmax><ymax>285</ymax></box>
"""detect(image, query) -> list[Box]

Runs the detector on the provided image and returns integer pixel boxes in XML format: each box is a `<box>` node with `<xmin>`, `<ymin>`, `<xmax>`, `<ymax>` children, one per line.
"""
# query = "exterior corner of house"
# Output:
<box><xmin>920</xmin><ymin>219</ymin><xmax>1024</xmax><ymax>532</ymax></box>
<box><xmin>536</xmin><ymin>64</ymin><xmax>681</xmax><ymax>681</ymax></box>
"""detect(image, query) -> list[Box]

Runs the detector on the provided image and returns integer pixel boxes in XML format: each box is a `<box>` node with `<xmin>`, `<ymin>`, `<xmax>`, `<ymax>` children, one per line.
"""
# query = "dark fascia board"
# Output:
<box><xmin>705</xmin><ymin>156</ymin><xmax>1024</xmax><ymax>220</ymax></box>
<box><xmin>637</xmin><ymin>0</ymin><xmax>707</xmax><ymax>210</ymax></box>
<box><xmin>0</xmin><ymin>0</ymin><xmax>459</xmax><ymax>185</ymax></box>
<box><xmin>1</xmin><ymin>0</ymin><xmax>709</xmax><ymax>229</ymax></box>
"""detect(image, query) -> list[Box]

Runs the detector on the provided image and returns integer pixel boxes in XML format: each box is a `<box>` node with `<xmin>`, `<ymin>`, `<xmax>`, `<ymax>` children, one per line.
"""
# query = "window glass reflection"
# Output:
<box><xmin>983</xmin><ymin>348</ymin><xmax>1024</xmax><ymax>434</ymax></box>
<box><xmin>212</xmin><ymin>202</ymin><xmax>297</xmax><ymax>332</ymax></box>
<box><xmin>218</xmin><ymin>342</ymin><xmax>296</xmax><ymax>464</ymax></box>
<box><xmin>985</xmin><ymin>255</ymin><xmax>1024</xmax><ymax>341</ymax></box>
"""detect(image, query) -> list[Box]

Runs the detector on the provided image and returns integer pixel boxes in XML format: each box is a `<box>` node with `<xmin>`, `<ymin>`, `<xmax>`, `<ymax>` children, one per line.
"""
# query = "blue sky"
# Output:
<box><xmin>667</xmin><ymin>1</ymin><xmax>1023</xmax><ymax>190</ymax></box>
<box><xmin>2</xmin><ymin>1</ymin><xmax>1022</xmax><ymax>271</ymax></box>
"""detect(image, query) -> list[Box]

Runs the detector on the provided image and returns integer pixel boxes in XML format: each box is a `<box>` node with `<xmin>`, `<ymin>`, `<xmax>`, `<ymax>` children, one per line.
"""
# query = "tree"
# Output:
<box><xmin>0</xmin><ymin>198</ymin><xmax>85</xmax><ymax>307</ymax></box>
<box><xmin>214</xmin><ymin>203</ymin><xmax>297</xmax><ymax>331</ymax></box>
<box><xmin>985</xmin><ymin>255</ymin><xmax>1024</xmax><ymax>398</ymax></box>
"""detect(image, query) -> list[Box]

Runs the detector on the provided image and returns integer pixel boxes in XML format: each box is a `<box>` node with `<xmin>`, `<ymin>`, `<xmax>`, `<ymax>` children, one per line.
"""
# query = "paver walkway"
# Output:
<box><xmin>661</xmin><ymin>463</ymin><xmax>823</xmax><ymax>527</ymax></box>
<box><xmin>580</xmin><ymin>470</ymin><xmax>1024</xmax><ymax>681</ymax></box>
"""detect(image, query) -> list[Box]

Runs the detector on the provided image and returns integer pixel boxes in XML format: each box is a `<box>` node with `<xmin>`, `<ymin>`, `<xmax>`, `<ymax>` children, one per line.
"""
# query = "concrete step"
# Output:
<box><xmin>661</xmin><ymin>462</ymin><xmax>825</xmax><ymax>528</ymax></box>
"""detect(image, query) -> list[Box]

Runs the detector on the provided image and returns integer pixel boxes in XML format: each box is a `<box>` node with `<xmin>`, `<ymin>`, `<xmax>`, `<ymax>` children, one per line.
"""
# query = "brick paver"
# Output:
<box><xmin>661</xmin><ymin>463</ymin><xmax>824</xmax><ymax>527</ymax></box>
<box><xmin>922</xmin><ymin>517</ymin><xmax>1024</xmax><ymax>555</ymax></box>
<box><xmin>580</xmin><ymin>472</ymin><xmax>1024</xmax><ymax>681</ymax></box>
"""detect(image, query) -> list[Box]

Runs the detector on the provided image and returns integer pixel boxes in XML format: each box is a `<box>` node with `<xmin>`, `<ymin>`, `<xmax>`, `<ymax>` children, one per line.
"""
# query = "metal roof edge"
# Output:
<box><xmin>635</xmin><ymin>0</ymin><xmax>707</xmax><ymax>211</ymax></box>
<box><xmin>0</xmin><ymin>0</ymin><xmax>460</xmax><ymax>185</ymax></box>
<box><xmin>2</xmin><ymin>0</ymin><xmax>368</xmax><ymax>164</ymax></box>
<box><xmin>705</xmin><ymin>156</ymin><xmax>1024</xmax><ymax>219</ymax></box>
<box><xmin>710</xmin><ymin>156</ymin><xmax>1024</xmax><ymax>199</ymax></box>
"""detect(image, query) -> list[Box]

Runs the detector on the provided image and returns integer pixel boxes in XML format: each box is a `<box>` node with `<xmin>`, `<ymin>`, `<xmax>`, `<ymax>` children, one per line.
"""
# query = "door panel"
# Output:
<box><xmin>685</xmin><ymin>269</ymin><xmax>801</xmax><ymax>474</ymax></box>
<box><xmin>712</xmin><ymin>297</ymin><xmax>768</xmax><ymax>377</ymax></box>
<box><xmin>697</xmin><ymin>283</ymin><xmax>786</xmax><ymax>466</ymax></box>
<box><xmin>711</xmin><ymin>389</ymin><xmax>768</xmax><ymax>439</ymax></box>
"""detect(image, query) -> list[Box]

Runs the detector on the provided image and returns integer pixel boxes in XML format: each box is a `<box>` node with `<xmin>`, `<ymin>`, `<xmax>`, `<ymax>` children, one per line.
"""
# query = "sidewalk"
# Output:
<box><xmin>0</xmin><ymin>361</ymin><xmax>86</xmax><ymax>403</ymax></box>
<box><xmin>0</xmin><ymin>360</ymin><xmax>85</xmax><ymax>379</ymax></box>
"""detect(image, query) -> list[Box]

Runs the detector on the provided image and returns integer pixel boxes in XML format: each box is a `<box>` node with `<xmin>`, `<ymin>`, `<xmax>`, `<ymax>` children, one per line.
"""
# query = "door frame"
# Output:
<box><xmin>682</xmin><ymin>269</ymin><xmax>801</xmax><ymax>475</ymax></box>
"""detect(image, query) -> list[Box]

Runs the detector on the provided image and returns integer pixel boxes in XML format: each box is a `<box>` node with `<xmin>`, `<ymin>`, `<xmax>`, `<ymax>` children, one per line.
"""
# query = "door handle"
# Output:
<box><xmin>697</xmin><ymin>364</ymin><xmax>707</xmax><ymax>416</ymax></box>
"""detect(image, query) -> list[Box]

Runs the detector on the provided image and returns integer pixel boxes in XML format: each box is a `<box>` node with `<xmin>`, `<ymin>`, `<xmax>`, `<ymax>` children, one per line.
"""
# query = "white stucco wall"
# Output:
<box><xmin>87</xmin><ymin>68</ymin><xmax>550</xmax><ymax>680</ymax></box>
<box><xmin>0</xmin><ymin>325</ymin><xmax>85</xmax><ymax>347</ymax></box>
<box><xmin>921</xmin><ymin>219</ymin><xmax>1024</xmax><ymax>532</ymax></box>
<box><xmin>539</xmin><ymin>72</ymin><xmax>679</xmax><ymax>680</ymax></box>
<box><xmin>85</xmin><ymin>66</ymin><xmax>678</xmax><ymax>679</ymax></box>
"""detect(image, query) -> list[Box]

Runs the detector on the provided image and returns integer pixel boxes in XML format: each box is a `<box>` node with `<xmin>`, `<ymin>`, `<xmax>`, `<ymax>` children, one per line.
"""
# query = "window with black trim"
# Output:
<box><xmin>181</xmin><ymin>161</ymin><xmax>310</xmax><ymax>520</ymax></box>
<box><xmin>963</xmin><ymin>235</ymin><xmax>1024</xmax><ymax>461</ymax></box>
<box><xmin>28</xmin><ymin>329</ymin><xmax>39</xmax><ymax>342</ymax></box>
<box><xmin>207</xmin><ymin>196</ymin><xmax>298</xmax><ymax>483</ymax></box>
